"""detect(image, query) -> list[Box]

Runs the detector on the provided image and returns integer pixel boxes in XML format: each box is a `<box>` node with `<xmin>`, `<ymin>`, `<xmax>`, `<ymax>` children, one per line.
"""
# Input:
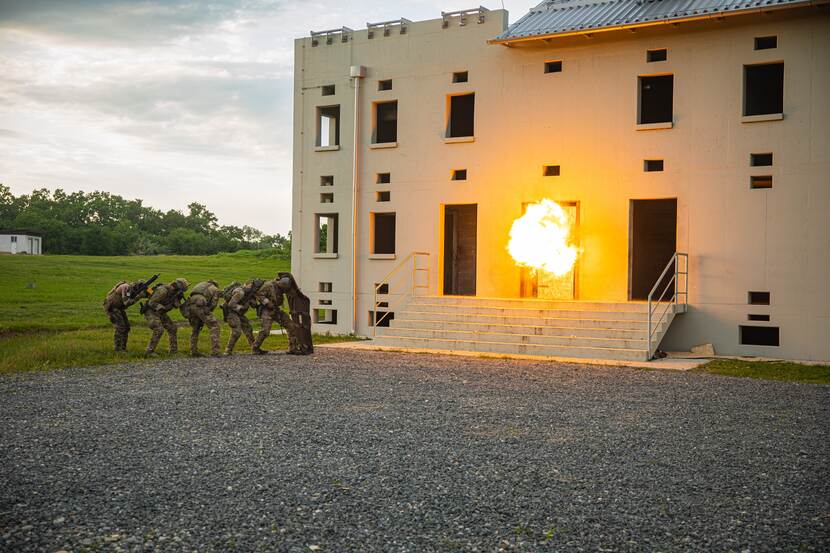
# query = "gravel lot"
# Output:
<box><xmin>1</xmin><ymin>348</ymin><xmax>828</xmax><ymax>553</ymax></box>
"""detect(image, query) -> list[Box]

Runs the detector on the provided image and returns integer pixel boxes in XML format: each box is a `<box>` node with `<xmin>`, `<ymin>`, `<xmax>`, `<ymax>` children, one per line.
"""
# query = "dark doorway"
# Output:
<box><xmin>630</xmin><ymin>199</ymin><xmax>677</xmax><ymax>300</ymax></box>
<box><xmin>444</xmin><ymin>204</ymin><xmax>477</xmax><ymax>296</ymax></box>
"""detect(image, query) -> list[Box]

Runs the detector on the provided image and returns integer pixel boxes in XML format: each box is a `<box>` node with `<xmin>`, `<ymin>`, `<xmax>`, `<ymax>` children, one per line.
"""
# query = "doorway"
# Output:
<box><xmin>629</xmin><ymin>199</ymin><xmax>677</xmax><ymax>300</ymax></box>
<box><xmin>519</xmin><ymin>201</ymin><xmax>579</xmax><ymax>300</ymax></box>
<box><xmin>443</xmin><ymin>204</ymin><xmax>477</xmax><ymax>296</ymax></box>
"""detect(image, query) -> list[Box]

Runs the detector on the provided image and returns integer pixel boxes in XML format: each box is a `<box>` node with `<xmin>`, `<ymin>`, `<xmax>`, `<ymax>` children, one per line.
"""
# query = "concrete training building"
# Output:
<box><xmin>291</xmin><ymin>0</ymin><xmax>830</xmax><ymax>362</ymax></box>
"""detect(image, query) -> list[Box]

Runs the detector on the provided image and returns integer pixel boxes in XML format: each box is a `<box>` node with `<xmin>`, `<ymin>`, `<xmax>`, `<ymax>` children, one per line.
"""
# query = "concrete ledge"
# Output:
<box><xmin>369</xmin><ymin>142</ymin><xmax>398</xmax><ymax>149</ymax></box>
<box><xmin>369</xmin><ymin>253</ymin><xmax>396</xmax><ymax>260</ymax></box>
<box><xmin>635</xmin><ymin>121</ymin><xmax>673</xmax><ymax>131</ymax></box>
<box><xmin>741</xmin><ymin>113</ymin><xmax>784</xmax><ymax>123</ymax></box>
<box><xmin>312</xmin><ymin>253</ymin><xmax>339</xmax><ymax>259</ymax></box>
<box><xmin>314</xmin><ymin>145</ymin><xmax>340</xmax><ymax>152</ymax></box>
<box><xmin>318</xmin><ymin>341</ymin><xmax>708</xmax><ymax>371</ymax></box>
<box><xmin>443</xmin><ymin>136</ymin><xmax>475</xmax><ymax>144</ymax></box>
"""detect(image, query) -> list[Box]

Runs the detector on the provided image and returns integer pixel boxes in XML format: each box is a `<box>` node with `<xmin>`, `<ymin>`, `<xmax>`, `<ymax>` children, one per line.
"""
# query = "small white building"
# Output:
<box><xmin>0</xmin><ymin>231</ymin><xmax>43</xmax><ymax>255</ymax></box>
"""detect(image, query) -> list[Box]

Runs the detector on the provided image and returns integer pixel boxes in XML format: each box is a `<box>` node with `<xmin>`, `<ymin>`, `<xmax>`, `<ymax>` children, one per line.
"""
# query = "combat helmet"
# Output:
<box><xmin>174</xmin><ymin>278</ymin><xmax>190</xmax><ymax>290</ymax></box>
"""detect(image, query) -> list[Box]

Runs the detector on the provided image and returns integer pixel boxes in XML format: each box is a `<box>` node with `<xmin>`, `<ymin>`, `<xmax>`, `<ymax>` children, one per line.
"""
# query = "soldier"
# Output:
<box><xmin>251</xmin><ymin>277</ymin><xmax>284</xmax><ymax>355</ymax></box>
<box><xmin>142</xmin><ymin>277</ymin><xmax>189</xmax><ymax>355</ymax></box>
<box><xmin>181</xmin><ymin>280</ymin><xmax>221</xmax><ymax>357</ymax></box>
<box><xmin>102</xmin><ymin>280</ymin><xmax>148</xmax><ymax>351</ymax></box>
<box><xmin>276</xmin><ymin>272</ymin><xmax>313</xmax><ymax>355</ymax></box>
<box><xmin>221</xmin><ymin>279</ymin><xmax>262</xmax><ymax>355</ymax></box>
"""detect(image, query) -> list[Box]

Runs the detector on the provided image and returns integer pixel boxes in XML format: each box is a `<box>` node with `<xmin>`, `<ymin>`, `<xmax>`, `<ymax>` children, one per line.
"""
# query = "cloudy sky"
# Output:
<box><xmin>0</xmin><ymin>0</ymin><xmax>534</xmax><ymax>234</ymax></box>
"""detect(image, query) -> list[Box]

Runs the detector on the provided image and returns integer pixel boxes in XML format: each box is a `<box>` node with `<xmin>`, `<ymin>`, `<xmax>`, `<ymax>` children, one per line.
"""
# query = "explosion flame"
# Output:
<box><xmin>507</xmin><ymin>199</ymin><xmax>578</xmax><ymax>277</ymax></box>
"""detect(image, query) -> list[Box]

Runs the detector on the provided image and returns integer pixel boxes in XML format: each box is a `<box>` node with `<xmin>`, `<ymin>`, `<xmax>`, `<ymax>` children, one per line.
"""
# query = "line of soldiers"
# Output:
<box><xmin>102</xmin><ymin>272</ymin><xmax>313</xmax><ymax>357</ymax></box>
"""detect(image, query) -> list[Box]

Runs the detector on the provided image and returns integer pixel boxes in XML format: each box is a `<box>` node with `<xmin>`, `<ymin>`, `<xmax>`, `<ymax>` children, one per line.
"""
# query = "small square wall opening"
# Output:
<box><xmin>748</xmin><ymin>314</ymin><xmax>770</xmax><ymax>322</ymax></box>
<box><xmin>544</xmin><ymin>60</ymin><xmax>562</xmax><ymax>73</ymax></box>
<box><xmin>754</xmin><ymin>36</ymin><xmax>777</xmax><ymax>50</ymax></box>
<box><xmin>318</xmin><ymin>282</ymin><xmax>332</xmax><ymax>293</ymax></box>
<box><xmin>751</xmin><ymin>153</ymin><xmax>773</xmax><ymax>166</ymax></box>
<box><xmin>314</xmin><ymin>309</ymin><xmax>337</xmax><ymax>325</ymax></box>
<box><xmin>644</xmin><ymin>159</ymin><xmax>664</xmax><ymax>172</ymax></box>
<box><xmin>369</xmin><ymin>310</ymin><xmax>394</xmax><ymax>327</ymax></box>
<box><xmin>378</xmin><ymin>79</ymin><xmax>392</xmax><ymax>91</ymax></box>
<box><xmin>748</xmin><ymin>291</ymin><xmax>770</xmax><ymax>305</ymax></box>
<box><xmin>321</xmin><ymin>84</ymin><xmax>335</xmax><ymax>96</ymax></box>
<box><xmin>318</xmin><ymin>299</ymin><xmax>332</xmax><ymax>306</ymax></box>
<box><xmin>452</xmin><ymin>169</ymin><xmax>467</xmax><ymax>181</ymax></box>
<box><xmin>320</xmin><ymin>175</ymin><xmax>334</xmax><ymax>186</ymax></box>
<box><xmin>647</xmin><ymin>49</ymin><xmax>667</xmax><ymax>62</ymax></box>
<box><xmin>543</xmin><ymin>165</ymin><xmax>560</xmax><ymax>177</ymax></box>
<box><xmin>375</xmin><ymin>283</ymin><xmax>389</xmax><ymax>294</ymax></box>
<box><xmin>377</xmin><ymin>172</ymin><xmax>391</xmax><ymax>184</ymax></box>
<box><xmin>320</xmin><ymin>192</ymin><xmax>334</xmax><ymax>203</ymax></box>
<box><xmin>452</xmin><ymin>71</ymin><xmax>468</xmax><ymax>83</ymax></box>
<box><xmin>740</xmin><ymin>325</ymin><xmax>779</xmax><ymax>346</ymax></box>
<box><xmin>750</xmin><ymin>175</ymin><xmax>773</xmax><ymax>189</ymax></box>
<box><xmin>376</xmin><ymin>191</ymin><xmax>390</xmax><ymax>202</ymax></box>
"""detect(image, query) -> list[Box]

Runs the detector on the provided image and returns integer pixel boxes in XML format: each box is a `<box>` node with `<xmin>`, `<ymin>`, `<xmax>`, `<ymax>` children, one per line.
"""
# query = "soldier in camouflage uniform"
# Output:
<box><xmin>251</xmin><ymin>276</ymin><xmax>286</xmax><ymax>355</ymax></box>
<box><xmin>276</xmin><ymin>272</ymin><xmax>314</xmax><ymax>355</ymax></box>
<box><xmin>143</xmin><ymin>278</ymin><xmax>189</xmax><ymax>355</ymax></box>
<box><xmin>103</xmin><ymin>280</ymin><xmax>146</xmax><ymax>351</ymax></box>
<box><xmin>180</xmin><ymin>280</ymin><xmax>221</xmax><ymax>357</ymax></box>
<box><xmin>221</xmin><ymin>280</ymin><xmax>260</xmax><ymax>355</ymax></box>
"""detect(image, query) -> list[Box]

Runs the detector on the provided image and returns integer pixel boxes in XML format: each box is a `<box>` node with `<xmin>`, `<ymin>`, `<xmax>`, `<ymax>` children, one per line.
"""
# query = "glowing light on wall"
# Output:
<box><xmin>507</xmin><ymin>199</ymin><xmax>578</xmax><ymax>277</ymax></box>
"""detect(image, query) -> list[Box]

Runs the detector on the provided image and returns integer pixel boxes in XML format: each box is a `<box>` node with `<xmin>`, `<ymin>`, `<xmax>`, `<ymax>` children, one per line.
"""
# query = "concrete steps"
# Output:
<box><xmin>373</xmin><ymin>296</ymin><xmax>682</xmax><ymax>362</ymax></box>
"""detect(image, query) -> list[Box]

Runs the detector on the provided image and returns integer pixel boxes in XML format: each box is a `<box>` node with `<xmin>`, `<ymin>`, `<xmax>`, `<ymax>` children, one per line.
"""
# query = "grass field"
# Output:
<box><xmin>0</xmin><ymin>252</ymin><xmax>353</xmax><ymax>374</ymax></box>
<box><xmin>697</xmin><ymin>358</ymin><xmax>830</xmax><ymax>385</ymax></box>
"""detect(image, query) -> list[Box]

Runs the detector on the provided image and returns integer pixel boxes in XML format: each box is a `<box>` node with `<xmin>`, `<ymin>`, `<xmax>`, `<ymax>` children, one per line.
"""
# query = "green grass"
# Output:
<box><xmin>696</xmin><ymin>359</ymin><xmax>830</xmax><ymax>384</ymax></box>
<box><xmin>0</xmin><ymin>253</ymin><xmax>356</xmax><ymax>374</ymax></box>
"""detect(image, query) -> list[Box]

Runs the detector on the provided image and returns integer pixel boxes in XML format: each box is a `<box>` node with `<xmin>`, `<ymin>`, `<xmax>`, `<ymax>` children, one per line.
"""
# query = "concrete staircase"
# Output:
<box><xmin>373</xmin><ymin>296</ymin><xmax>683</xmax><ymax>361</ymax></box>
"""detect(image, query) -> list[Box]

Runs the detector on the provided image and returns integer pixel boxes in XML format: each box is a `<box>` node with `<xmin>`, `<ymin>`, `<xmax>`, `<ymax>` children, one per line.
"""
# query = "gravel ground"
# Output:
<box><xmin>1</xmin><ymin>349</ymin><xmax>828</xmax><ymax>553</ymax></box>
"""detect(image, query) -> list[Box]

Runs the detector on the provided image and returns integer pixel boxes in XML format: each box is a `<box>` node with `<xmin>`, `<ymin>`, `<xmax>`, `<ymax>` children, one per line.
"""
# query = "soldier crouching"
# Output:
<box><xmin>181</xmin><ymin>280</ymin><xmax>221</xmax><ymax>357</ymax></box>
<box><xmin>276</xmin><ymin>272</ymin><xmax>313</xmax><ymax>355</ymax></box>
<box><xmin>222</xmin><ymin>280</ymin><xmax>261</xmax><ymax>355</ymax></box>
<box><xmin>251</xmin><ymin>277</ymin><xmax>284</xmax><ymax>355</ymax></box>
<box><xmin>143</xmin><ymin>278</ymin><xmax>189</xmax><ymax>355</ymax></box>
<box><xmin>103</xmin><ymin>281</ymin><xmax>140</xmax><ymax>351</ymax></box>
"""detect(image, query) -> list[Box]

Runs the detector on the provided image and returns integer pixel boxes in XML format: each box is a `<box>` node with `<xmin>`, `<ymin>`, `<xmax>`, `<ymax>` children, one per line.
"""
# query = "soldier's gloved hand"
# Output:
<box><xmin>261</xmin><ymin>298</ymin><xmax>270</xmax><ymax>306</ymax></box>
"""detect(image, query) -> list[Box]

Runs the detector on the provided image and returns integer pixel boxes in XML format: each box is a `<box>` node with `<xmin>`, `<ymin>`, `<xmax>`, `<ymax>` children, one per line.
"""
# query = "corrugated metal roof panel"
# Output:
<box><xmin>494</xmin><ymin>0</ymin><xmax>812</xmax><ymax>42</ymax></box>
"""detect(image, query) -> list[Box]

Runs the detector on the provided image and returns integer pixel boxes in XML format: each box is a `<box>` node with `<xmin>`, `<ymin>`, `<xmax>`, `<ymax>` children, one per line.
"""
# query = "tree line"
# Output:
<box><xmin>0</xmin><ymin>184</ymin><xmax>290</xmax><ymax>256</ymax></box>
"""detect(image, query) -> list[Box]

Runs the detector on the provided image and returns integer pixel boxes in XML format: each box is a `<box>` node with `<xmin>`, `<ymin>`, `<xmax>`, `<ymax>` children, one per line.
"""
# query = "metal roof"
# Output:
<box><xmin>493</xmin><ymin>0</ymin><xmax>814</xmax><ymax>43</ymax></box>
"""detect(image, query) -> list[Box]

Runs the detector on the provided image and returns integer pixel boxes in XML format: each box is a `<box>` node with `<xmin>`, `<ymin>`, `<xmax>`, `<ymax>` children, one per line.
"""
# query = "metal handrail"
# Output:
<box><xmin>372</xmin><ymin>251</ymin><xmax>430</xmax><ymax>336</ymax></box>
<box><xmin>647</xmin><ymin>252</ymin><xmax>688</xmax><ymax>358</ymax></box>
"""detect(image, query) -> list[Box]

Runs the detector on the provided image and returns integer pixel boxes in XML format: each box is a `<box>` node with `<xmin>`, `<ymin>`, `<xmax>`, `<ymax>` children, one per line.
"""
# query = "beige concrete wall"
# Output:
<box><xmin>292</xmin><ymin>7</ymin><xmax>830</xmax><ymax>360</ymax></box>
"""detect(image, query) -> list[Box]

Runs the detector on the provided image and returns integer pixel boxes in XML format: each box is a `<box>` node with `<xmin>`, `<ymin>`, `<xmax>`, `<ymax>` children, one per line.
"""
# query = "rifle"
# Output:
<box><xmin>127</xmin><ymin>274</ymin><xmax>160</xmax><ymax>301</ymax></box>
<box><xmin>222</xmin><ymin>279</ymin><xmax>264</xmax><ymax>319</ymax></box>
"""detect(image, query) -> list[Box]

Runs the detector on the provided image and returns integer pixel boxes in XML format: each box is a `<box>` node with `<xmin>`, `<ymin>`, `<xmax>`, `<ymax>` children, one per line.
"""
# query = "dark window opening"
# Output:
<box><xmin>748</xmin><ymin>291</ymin><xmax>770</xmax><ymax>305</ymax></box>
<box><xmin>318</xmin><ymin>282</ymin><xmax>332</xmax><ymax>293</ymax></box>
<box><xmin>377</xmin><ymin>172</ymin><xmax>390</xmax><ymax>184</ymax></box>
<box><xmin>316</xmin><ymin>105</ymin><xmax>340</xmax><ymax>147</ymax></box>
<box><xmin>543</xmin><ymin>165</ymin><xmax>560</xmax><ymax>177</ymax></box>
<box><xmin>320</xmin><ymin>175</ymin><xmax>334</xmax><ymax>186</ymax></box>
<box><xmin>314</xmin><ymin>309</ymin><xmax>337</xmax><ymax>324</ymax></box>
<box><xmin>376</xmin><ymin>191</ymin><xmax>390</xmax><ymax>202</ymax></box>
<box><xmin>315</xmin><ymin>214</ymin><xmax>338</xmax><ymax>254</ymax></box>
<box><xmin>374</xmin><ymin>101</ymin><xmax>398</xmax><ymax>143</ymax></box>
<box><xmin>378</xmin><ymin>79</ymin><xmax>392</xmax><ymax>91</ymax></box>
<box><xmin>321</xmin><ymin>84</ymin><xmax>335</xmax><ymax>96</ymax></box>
<box><xmin>452</xmin><ymin>169</ymin><xmax>467</xmax><ymax>181</ymax></box>
<box><xmin>754</xmin><ymin>36</ymin><xmax>777</xmax><ymax>50</ymax></box>
<box><xmin>647</xmin><ymin>49</ymin><xmax>667</xmax><ymax>62</ymax></box>
<box><xmin>748</xmin><ymin>314</ymin><xmax>770</xmax><ymax>322</ymax></box>
<box><xmin>453</xmin><ymin>71</ymin><xmax>468</xmax><ymax>83</ymax></box>
<box><xmin>448</xmin><ymin>93</ymin><xmax>475</xmax><ymax>138</ymax></box>
<box><xmin>373</xmin><ymin>213</ymin><xmax>396</xmax><ymax>254</ymax></box>
<box><xmin>744</xmin><ymin>63</ymin><xmax>783</xmax><ymax>116</ymax></box>
<box><xmin>751</xmin><ymin>153</ymin><xmax>773</xmax><ymax>166</ymax></box>
<box><xmin>644</xmin><ymin>159</ymin><xmax>664</xmax><ymax>172</ymax></box>
<box><xmin>740</xmin><ymin>325</ymin><xmax>779</xmax><ymax>346</ymax></box>
<box><xmin>750</xmin><ymin>175</ymin><xmax>773</xmax><ymax>189</ymax></box>
<box><xmin>319</xmin><ymin>299</ymin><xmax>332</xmax><ymax>305</ymax></box>
<box><xmin>320</xmin><ymin>193</ymin><xmax>334</xmax><ymax>203</ymax></box>
<box><xmin>639</xmin><ymin>75</ymin><xmax>673</xmax><ymax>124</ymax></box>
<box><xmin>544</xmin><ymin>60</ymin><xmax>562</xmax><ymax>73</ymax></box>
<box><xmin>375</xmin><ymin>283</ymin><xmax>389</xmax><ymax>294</ymax></box>
<box><xmin>369</xmin><ymin>311</ymin><xmax>394</xmax><ymax>327</ymax></box>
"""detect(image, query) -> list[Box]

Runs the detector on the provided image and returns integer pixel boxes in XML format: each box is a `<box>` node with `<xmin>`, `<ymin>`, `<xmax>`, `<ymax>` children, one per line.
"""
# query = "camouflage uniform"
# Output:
<box><xmin>222</xmin><ymin>281</ymin><xmax>257</xmax><ymax>355</ymax></box>
<box><xmin>181</xmin><ymin>280</ymin><xmax>221</xmax><ymax>357</ymax></box>
<box><xmin>276</xmin><ymin>272</ymin><xmax>314</xmax><ymax>355</ymax></box>
<box><xmin>252</xmin><ymin>278</ymin><xmax>288</xmax><ymax>354</ymax></box>
<box><xmin>144</xmin><ymin>278</ymin><xmax>189</xmax><ymax>354</ymax></box>
<box><xmin>103</xmin><ymin>281</ymin><xmax>142</xmax><ymax>351</ymax></box>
